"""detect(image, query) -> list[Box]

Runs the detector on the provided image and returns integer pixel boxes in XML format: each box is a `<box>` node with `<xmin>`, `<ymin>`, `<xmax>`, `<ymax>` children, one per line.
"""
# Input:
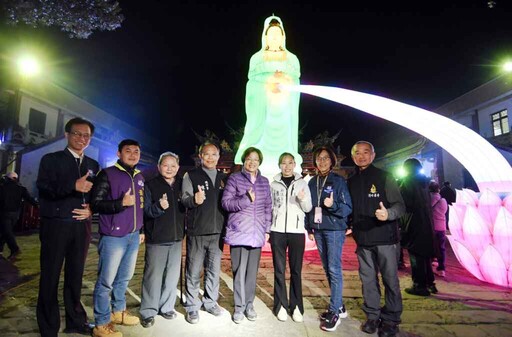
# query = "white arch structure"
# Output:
<box><xmin>291</xmin><ymin>85</ymin><xmax>512</xmax><ymax>193</ymax></box>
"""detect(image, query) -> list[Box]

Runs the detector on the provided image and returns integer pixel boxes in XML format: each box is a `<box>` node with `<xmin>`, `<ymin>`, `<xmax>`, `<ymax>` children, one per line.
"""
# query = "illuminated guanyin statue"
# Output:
<box><xmin>235</xmin><ymin>15</ymin><xmax>302</xmax><ymax>176</ymax></box>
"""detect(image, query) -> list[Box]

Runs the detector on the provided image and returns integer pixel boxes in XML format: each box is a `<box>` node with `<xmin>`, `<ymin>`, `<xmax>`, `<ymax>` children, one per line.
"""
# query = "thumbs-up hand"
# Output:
<box><xmin>375</xmin><ymin>201</ymin><xmax>388</xmax><ymax>221</ymax></box>
<box><xmin>122</xmin><ymin>188</ymin><xmax>135</xmax><ymax>207</ymax></box>
<box><xmin>160</xmin><ymin>193</ymin><xmax>169</xmax><ymax>210</ymax></box>
<box><xmin>195</xmin><ymin>185</ymin><xmax>205</xmax><ymax>205</ymax></box>
<box><xmin>297</xmin><ymin>188</ymin><xmax>305</xmax><ymax>201</ymax></box>
<box><xmin>247</xmin><ymin>187</ymin><xmax>256</xmax><ymax>202</ymax></box>
<box><xmin>324</xmin><ymin>191</ymin><xmax>334</xmax><ymax>207</ymax></box>
<box><xmin>75</xmin><ymin>171</ymin><xmax>93</xmax><ymax>193</ymax></box>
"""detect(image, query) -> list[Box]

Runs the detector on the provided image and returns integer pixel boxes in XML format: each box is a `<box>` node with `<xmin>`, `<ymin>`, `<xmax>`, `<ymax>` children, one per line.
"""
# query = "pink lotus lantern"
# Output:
<box><xmin>447</xmin><ymin>189</ymin><xmax>512</xmax><ymax>288</ymax></box>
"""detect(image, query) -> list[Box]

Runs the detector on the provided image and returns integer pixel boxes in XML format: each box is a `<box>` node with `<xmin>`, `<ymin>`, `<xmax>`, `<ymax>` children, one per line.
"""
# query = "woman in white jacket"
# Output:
<box><xmin>270</xmin><ymin>152</ymin><xmax>312</xmax><ymax>322</ymax></box>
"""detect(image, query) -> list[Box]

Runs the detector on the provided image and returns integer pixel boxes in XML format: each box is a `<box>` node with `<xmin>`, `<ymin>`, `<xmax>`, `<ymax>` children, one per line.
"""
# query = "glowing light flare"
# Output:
<box><xmin>17</xmin><ymin>56</ymin><xmax>40</xmax><ymax>77</ymax></box>
<box><xmin>504</xmin><ymin>61</ymin><xmax>512</xmax><ymax>72</ymax></box>
<box><xmin>287</xmin><ymin>84</ymin><xmax>512</xmax><ymax>193</ymax></box>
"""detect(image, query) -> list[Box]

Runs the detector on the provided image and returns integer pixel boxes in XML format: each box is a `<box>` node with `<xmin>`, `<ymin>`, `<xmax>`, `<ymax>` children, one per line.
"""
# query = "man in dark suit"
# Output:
<box><xmin>36</xmin><ymin>117</ymin><xmax>100</xmax><ymax>337</ymax></box>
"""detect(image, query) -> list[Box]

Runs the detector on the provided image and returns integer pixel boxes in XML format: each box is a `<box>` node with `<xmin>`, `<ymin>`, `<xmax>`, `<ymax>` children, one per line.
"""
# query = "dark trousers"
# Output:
<box><xmin>36</xmin><ymin>219</ymin><xmax>89</xmax><ymax>337</ymax></box>
<box><xmin>408</xmin><ymin>252</ymin><xmax>435</xmax><ymax>289</ymax></box>
<box><xmin>270</xmin><ymin>232</ymin><xmax>305</xmax><ymax>314</ymax></box>
<box><xmin>434</xmin><ymin>230</ymin><xmax>446</xmax><ymax>271</ymax></box>
<box><xmin>0</xmin><ymin>211</ymin><xmax>20</xmax><ymax>254</ymax></box>
<box><xmin>356</xmin><ymin>244</ymin><xmax>402</xmax><ymax>323</ymax></box>
<box><xmin>230</xmin><ymin>245</ymin><xmax>261</xmax><ymax>313</ymax></box>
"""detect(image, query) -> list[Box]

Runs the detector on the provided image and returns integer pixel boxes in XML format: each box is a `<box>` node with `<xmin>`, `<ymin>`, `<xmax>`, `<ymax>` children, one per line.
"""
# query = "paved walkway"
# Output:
<box><xmin>1</xmin><ymin>228</ymin><xmax>511</xmax><ymax>337</ymax></box>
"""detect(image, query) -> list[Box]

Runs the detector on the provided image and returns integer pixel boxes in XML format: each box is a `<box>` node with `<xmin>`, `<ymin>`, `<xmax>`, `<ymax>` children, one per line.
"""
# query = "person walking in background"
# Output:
<box><xmin>399</xmin><ymin>158</ymin><xmax>437</xmax><ymax>297</ymax></box>
<box><xmin>222</xmin><ymin>147</ymin><xmax>272</xmax><ymax>324</ymax></box>
<box><xmin>0</xmin><ymin>171</ymin><xmax>38</xmax><ymax>260</ymax></box>
<box><xmin>348</xmin><ymin>141</ymin><xmax>405</xmax><ymax>337</ymax></box>
<box><xmin>36</xmin><ymin>117</ymin><xmax>99</xmax><ymax>337</ymax></box>
<box><xmin>181</xmin><ymin>142</ymin><xmax>227</xmax><ymax>324</ymax></box>
<box><xmin>429</xmin><ymin>181</ymin><xmax>448</xmax><ymax>278</ymax></box>
<box><xmin>305</xmin><ymin>146</ymin><xmax>352</xmax><ymax>332</ymax></box>
<box><xmin>139</xmin><ymin>152</ymin><xmax>186</xmax><ymax>328</ymax></box>
<box><xmin>439</xmin><ymin>181</ymin><xmax>456</xmax><ymax>230</ymax></box>
<box><xmin>90</xmin><ymin>139</ymin><xmax>144</xmax><ymax>337</ymax></box>
<box><xmin>270</xmin><ymin>152</ymin><xmax>312</xmax><ymax>322</ymax></box>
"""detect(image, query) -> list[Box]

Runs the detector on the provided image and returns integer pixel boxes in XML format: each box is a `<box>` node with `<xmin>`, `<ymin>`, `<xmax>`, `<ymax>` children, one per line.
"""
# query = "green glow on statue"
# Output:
<box><xmin>235</xmin><ymin>15</ymin><xmax>303</xmax><ymax>177</ymax></box>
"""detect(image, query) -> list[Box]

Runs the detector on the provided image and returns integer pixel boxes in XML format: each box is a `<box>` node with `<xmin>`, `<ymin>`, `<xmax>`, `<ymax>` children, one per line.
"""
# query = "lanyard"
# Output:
<box><xmin>316</xmin><ymin>174</ymin><xmax>328</xmax><ymax>207</ymax></box>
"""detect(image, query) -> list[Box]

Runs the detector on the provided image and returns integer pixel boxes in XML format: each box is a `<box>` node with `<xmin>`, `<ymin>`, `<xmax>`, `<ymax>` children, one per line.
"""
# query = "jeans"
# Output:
<box><xmin>93</xmin><ymin>231</ymin><xmax>140</xmax><ymax>325</ymax></box>
<box><xmin>314</xmin><ymin>230</ymin><xmax>345</xmax><ymax>312</ymax></box>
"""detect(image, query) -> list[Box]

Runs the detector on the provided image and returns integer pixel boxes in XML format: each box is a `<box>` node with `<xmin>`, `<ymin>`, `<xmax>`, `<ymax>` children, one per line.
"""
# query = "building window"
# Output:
<box><xmin>29</xmin><ymin>108</ymin><xmax>47</xmax><ymax>134</ymax></box>
<box><xmin>491</xmin><ymin>109</ymin><xmax>509</xmax><ymax>136</ymax></box>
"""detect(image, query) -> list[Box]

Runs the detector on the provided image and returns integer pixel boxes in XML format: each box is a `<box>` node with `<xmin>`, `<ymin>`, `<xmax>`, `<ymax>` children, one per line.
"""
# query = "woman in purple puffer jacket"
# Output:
<box><xmin>221</xmin><ymin>147</ymin><xmax>272</xmax><ymax>324</ymax></box>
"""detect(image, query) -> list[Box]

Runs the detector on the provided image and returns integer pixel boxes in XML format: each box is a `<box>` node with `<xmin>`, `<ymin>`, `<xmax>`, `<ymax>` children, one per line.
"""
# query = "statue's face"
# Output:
<box><xmin>266</xmin><ymin>26</ymin><xmax>284</xmax><ymax>51</ymax></box>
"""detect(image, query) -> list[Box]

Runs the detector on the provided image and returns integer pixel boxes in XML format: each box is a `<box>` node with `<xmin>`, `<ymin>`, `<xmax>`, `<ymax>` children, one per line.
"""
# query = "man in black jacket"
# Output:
<box><xmin>0</xmin><ymin>171</ymin><xmax>38</xmax><ymax>259</ymax></box>
<box><xmin>181</xmin><ymin>142</ymin><xmax>227</xmax><ymax>324</ymax></box>
<box><xmin>348</xmin><ymin>141</ymin><xmax>405</xmax><ymax>337</ymax></box>
<box><xmin>36</xmin><ymin>117</ymin><xmax>100</xmax><ymax>337</ymax></box>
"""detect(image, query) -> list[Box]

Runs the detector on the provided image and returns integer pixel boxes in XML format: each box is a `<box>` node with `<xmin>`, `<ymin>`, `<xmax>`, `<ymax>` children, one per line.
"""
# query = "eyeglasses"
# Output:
<box><xmin>70</xmin><ymin>131</ymin><xmax>91</xmax><ymax>139</ymax></box>
<box><xmin>316</xmin><ymin>156</ymin><xmax>331</xmax><ymax>162</ymax></box>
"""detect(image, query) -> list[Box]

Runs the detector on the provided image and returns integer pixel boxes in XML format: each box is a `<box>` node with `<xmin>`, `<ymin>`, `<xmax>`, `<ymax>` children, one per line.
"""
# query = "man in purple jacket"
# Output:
<box><xmin>90</xmin><ymin>139</ymin><xmax>144</xmax><ymax>337</ymax></box>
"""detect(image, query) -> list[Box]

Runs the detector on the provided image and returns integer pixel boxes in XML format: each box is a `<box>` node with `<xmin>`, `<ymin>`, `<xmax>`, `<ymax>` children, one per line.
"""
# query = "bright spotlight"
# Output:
<box><xmin>17</xmin><ymin>56</ymin><xmax>40</xmax><ymax>77</ymax></box>
<box><xmin>504</xmin><ymin>61</ymin><xmax>512</xmax><ymax>72</ymax></box>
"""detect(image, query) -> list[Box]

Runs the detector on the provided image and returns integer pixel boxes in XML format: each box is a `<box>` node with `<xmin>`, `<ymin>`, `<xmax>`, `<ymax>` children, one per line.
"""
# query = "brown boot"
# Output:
<box><xmin>111</xmin><ymin>310</ymin><xmax>140</xmax><ymax>326</ymax></box>
<box><xmin>92</xmin><ymin>323</ymin><xmax>123</xmax><ymax>337</ymax></box>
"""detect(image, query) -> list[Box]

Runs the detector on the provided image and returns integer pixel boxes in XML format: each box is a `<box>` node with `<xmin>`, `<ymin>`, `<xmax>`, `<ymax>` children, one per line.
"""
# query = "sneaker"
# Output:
<box><xmin>361</xmin><ymin>319</ymin><xmax>380</xmax><ymax>334</ymax></box>
<box><xmin>428</xmin><ymin>284</ymin><xmax>439</xmax><ymax>294</ymax></box>
<box><xmin>291</xmin><ymin>308</ymin><xmax>303</xmax><ymax>323</ymax></box>
<box><xmin>321</xmin><ymin>311</ymin><xmax>340</xmax><ymax>332</ymax></box>
<box><xmin>161</xmin><ymin>311</ymin><xmax>177</xmax><ymax>320</ymax></box>
<box><xmin>436</xmin><ymin>270</ymin><xmax>446</xmax><ymax>277</ymax></box>
<box><xmin>320</xmin><ymin>304</ymin><xmax>347</xmax><ymax>320</ymax></box>
<box><xmin>339</xmin><ymin>304</ymin><xmax>348</xmax><ymax>318</ymax></box>
<box><xmin>186</xmin><ymin>311</ymin><xmax>199</xmax><ymax>324</ymax></box>
<box><xmin>141</xmin><ymin>317</ymin><xmax>154</xmax><ymax>328</ymax></box>
<box><xmin>233</xmin><ymin>311</ymin><xmax>244</xmax><ymax>324</ymax></box>
<box><xmin>92</xmin><ymin>323</ymin><xmax>122</xmax><ymax>337</ymax></box>
<box><xmin>111</xmin><ymin>310</ymin><xmax>139</xmax><ymax>326</ymax></box>
<box><xmin>245</xmin><ymin>307</ymin><xmax>257</xmax><ymax>321</ymax></box>
<box><xmin>204</xmin><ymin>304</ymin><xmax>223</xmax><ymax>316</ymax></box>
<box><xmin>405</xmin><ymin>286</ymin><xmax>430</xmax><ymax>296</ymax></box>
<box><xmin>277</xmin><ymin>306</ymin><xmax>288</xmax><ymax>321</ymax></box>
<box><xmin>63</xmin><ymin>323</ymin><xmax>93</xmax><ymax>335</ymax></box>
<box><xmin>378</xmin><ymin>321</ymin><xmax>399</xmax><ymax>337</ymax></box>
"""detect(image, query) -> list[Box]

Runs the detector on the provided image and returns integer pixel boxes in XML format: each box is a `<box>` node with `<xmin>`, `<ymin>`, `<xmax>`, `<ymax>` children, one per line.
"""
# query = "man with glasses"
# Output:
<box><xmin>36</xmin><ymin>117</ymin><xmax>100</xmax><ymax>337</ymax></box>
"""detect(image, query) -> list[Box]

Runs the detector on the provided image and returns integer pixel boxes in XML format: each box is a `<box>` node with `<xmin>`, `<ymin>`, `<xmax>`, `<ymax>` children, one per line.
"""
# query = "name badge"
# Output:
<box><xmin>314</xmin><ymin>206</ymin><xmax>322</xmax><ymax>223</ymax></box>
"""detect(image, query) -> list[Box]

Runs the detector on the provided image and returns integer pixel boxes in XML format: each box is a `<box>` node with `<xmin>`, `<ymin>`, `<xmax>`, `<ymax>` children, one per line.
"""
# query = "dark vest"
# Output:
<box><xmin>144</xmin><ymin>175</ymin><xmax>185</xmax><ymax>243</ymax></box>
<box><xmin>186</xmin><ymin>167</ymin><xmax>226</xmax><ymax>236</ymax></box>
<box><xmin>349</xmin><ymin>165</ymin><xmax>399</xmax><ymax>246</ymax></box>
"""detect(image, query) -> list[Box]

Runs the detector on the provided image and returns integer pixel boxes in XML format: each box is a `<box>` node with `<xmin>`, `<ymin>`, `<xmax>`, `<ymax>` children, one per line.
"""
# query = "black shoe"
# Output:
<box><xmin>186</xmin><ymin>311</ymin><xmax>199</xmax><ymax>324</ymax></box>
<box><xmin>321</xmin><ymin>311</ymin><xmax>340</xmax><ymax>332</ymax></box>
<box><xmin>378</xmin><ymin>321</ymin><xmax>399</xmax><ymax>337</ymax></box>
<box><xmin>361</xmin><ymin>319</ymin><xmax>380</xmax><ymax>334</ymax></box>
<box><xmin>405</xmin><ymin>286</ymin><xmax>430</xmax><ymax>296</ymax></box>
<box><xmin>141</xmin><ymin>316</ymin><xmax>155</xmax><ymax>328</ymax></box>
<box><xmin>161</xmin><ymin>311</ymin><xmax>177</xmax><ymax>320</ymax></box>
<box><xmin>320</xmin><ymin>304</ymin><xmax>347</xmax><ymax>321</ymax></box>
<box><xmin>63</xmin><ymin>323</ymin><xmax>93</xmax><ymax>335</ymax></box>
<box><xmin>428</xmin><ymin>284</ymin><xmax>439</xmax><ymax>294</ymax></box>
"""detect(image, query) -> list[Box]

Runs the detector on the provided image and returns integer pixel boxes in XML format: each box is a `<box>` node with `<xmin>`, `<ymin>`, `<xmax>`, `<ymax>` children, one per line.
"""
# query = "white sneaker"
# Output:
<box><xmin>436</xmin><ymin>270</ymin><xmax>446</xmax><ymax>277</ymax></box>
<box><xmin>339</xmin><ymin>304</ymin><xmax>348</xmax><ymax>318</ymax></box>
<box><xmin>277</xmin><ymin>306</ymin><xmax>288</xmax><ymax>321</ymax></box>
<box><xmin>292</xmin><ymin>308</ymin><xmax>303</xmax><ymax>322</ymax></box>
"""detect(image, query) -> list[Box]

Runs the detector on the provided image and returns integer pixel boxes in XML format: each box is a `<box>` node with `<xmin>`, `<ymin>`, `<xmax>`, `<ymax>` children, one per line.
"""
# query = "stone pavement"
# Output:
<box><xmin>1</xmin><ymin>228</ymin><xmax>511</xmax><ymax>337</ymax></box>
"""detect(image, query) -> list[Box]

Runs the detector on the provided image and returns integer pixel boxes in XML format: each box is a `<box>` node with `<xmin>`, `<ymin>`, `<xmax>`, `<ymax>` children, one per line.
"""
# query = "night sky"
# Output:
<box><xmin>3</xmin><ymin>1</ymin><xmax>512</xmax><ymax>164</ymax></box>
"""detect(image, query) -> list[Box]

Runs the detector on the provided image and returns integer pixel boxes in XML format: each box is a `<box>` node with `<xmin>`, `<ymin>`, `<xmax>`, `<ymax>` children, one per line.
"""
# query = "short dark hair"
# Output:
<box><xmin>403</xmin><ymin>158</ymin><xmax>422</xmax><ymax>176</ymax></box>
<box><xmin>429</xmin><ymin>181</ymin><xmax>440</xmax><ymax>193</ymax></box>
<box><xmin>278</xmin><ymin>152</ymin><xmax>294</xmax><ymax>166</ymax></box>
<box><xmin>118</xmin><ymin>139</ymin><xmax>141</xmax><ymax>152</ymax></box>
<box><xmin>65</xmin><ymin>117</ymin><xmax>95</xmax><ymax>135</ymax></box>
<box><xmin>241</xmin><ymin>147</ymin><xmax>263</xmax><ymax>164</ymax></box>
<box><xmin>199</xmin><ymin>141</ymin><xmax>221</xmax><ymax>155</ymax></box>
<box><xmin>312</xmin><ymin>146</ymin><xmax>337</xmax><ymax>170</ymax></box>
<box><xmin>443</xmin><ymin>181</ymin><xmax>451</xmax><ymax>186</ymax></box>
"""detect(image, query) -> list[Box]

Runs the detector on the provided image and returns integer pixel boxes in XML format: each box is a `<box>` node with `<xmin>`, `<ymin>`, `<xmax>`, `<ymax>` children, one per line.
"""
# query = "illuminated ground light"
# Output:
<box><xmin>289</xmin><ymin>84</ymin><xmax>512</xmax><ymax>287</ymax></box>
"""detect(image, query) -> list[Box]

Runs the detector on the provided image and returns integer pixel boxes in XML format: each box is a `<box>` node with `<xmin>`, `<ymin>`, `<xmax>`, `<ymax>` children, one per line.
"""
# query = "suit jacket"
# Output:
<box><xmin>37</xmin><ymin>148</ymin><xmax>100</xmax><ymax>222</ymax></box>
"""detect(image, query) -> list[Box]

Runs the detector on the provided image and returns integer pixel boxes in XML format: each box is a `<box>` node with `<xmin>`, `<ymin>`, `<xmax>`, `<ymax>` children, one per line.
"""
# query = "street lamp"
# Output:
<box><xmin>503</xmin><ymin>61</ymin><xmax>512</xmax><ymax>73</ymax></box>
<box><xmin>17</xmin><ymin>56</ymin><xmax>40</xmax><ymax>77</ymax></box>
